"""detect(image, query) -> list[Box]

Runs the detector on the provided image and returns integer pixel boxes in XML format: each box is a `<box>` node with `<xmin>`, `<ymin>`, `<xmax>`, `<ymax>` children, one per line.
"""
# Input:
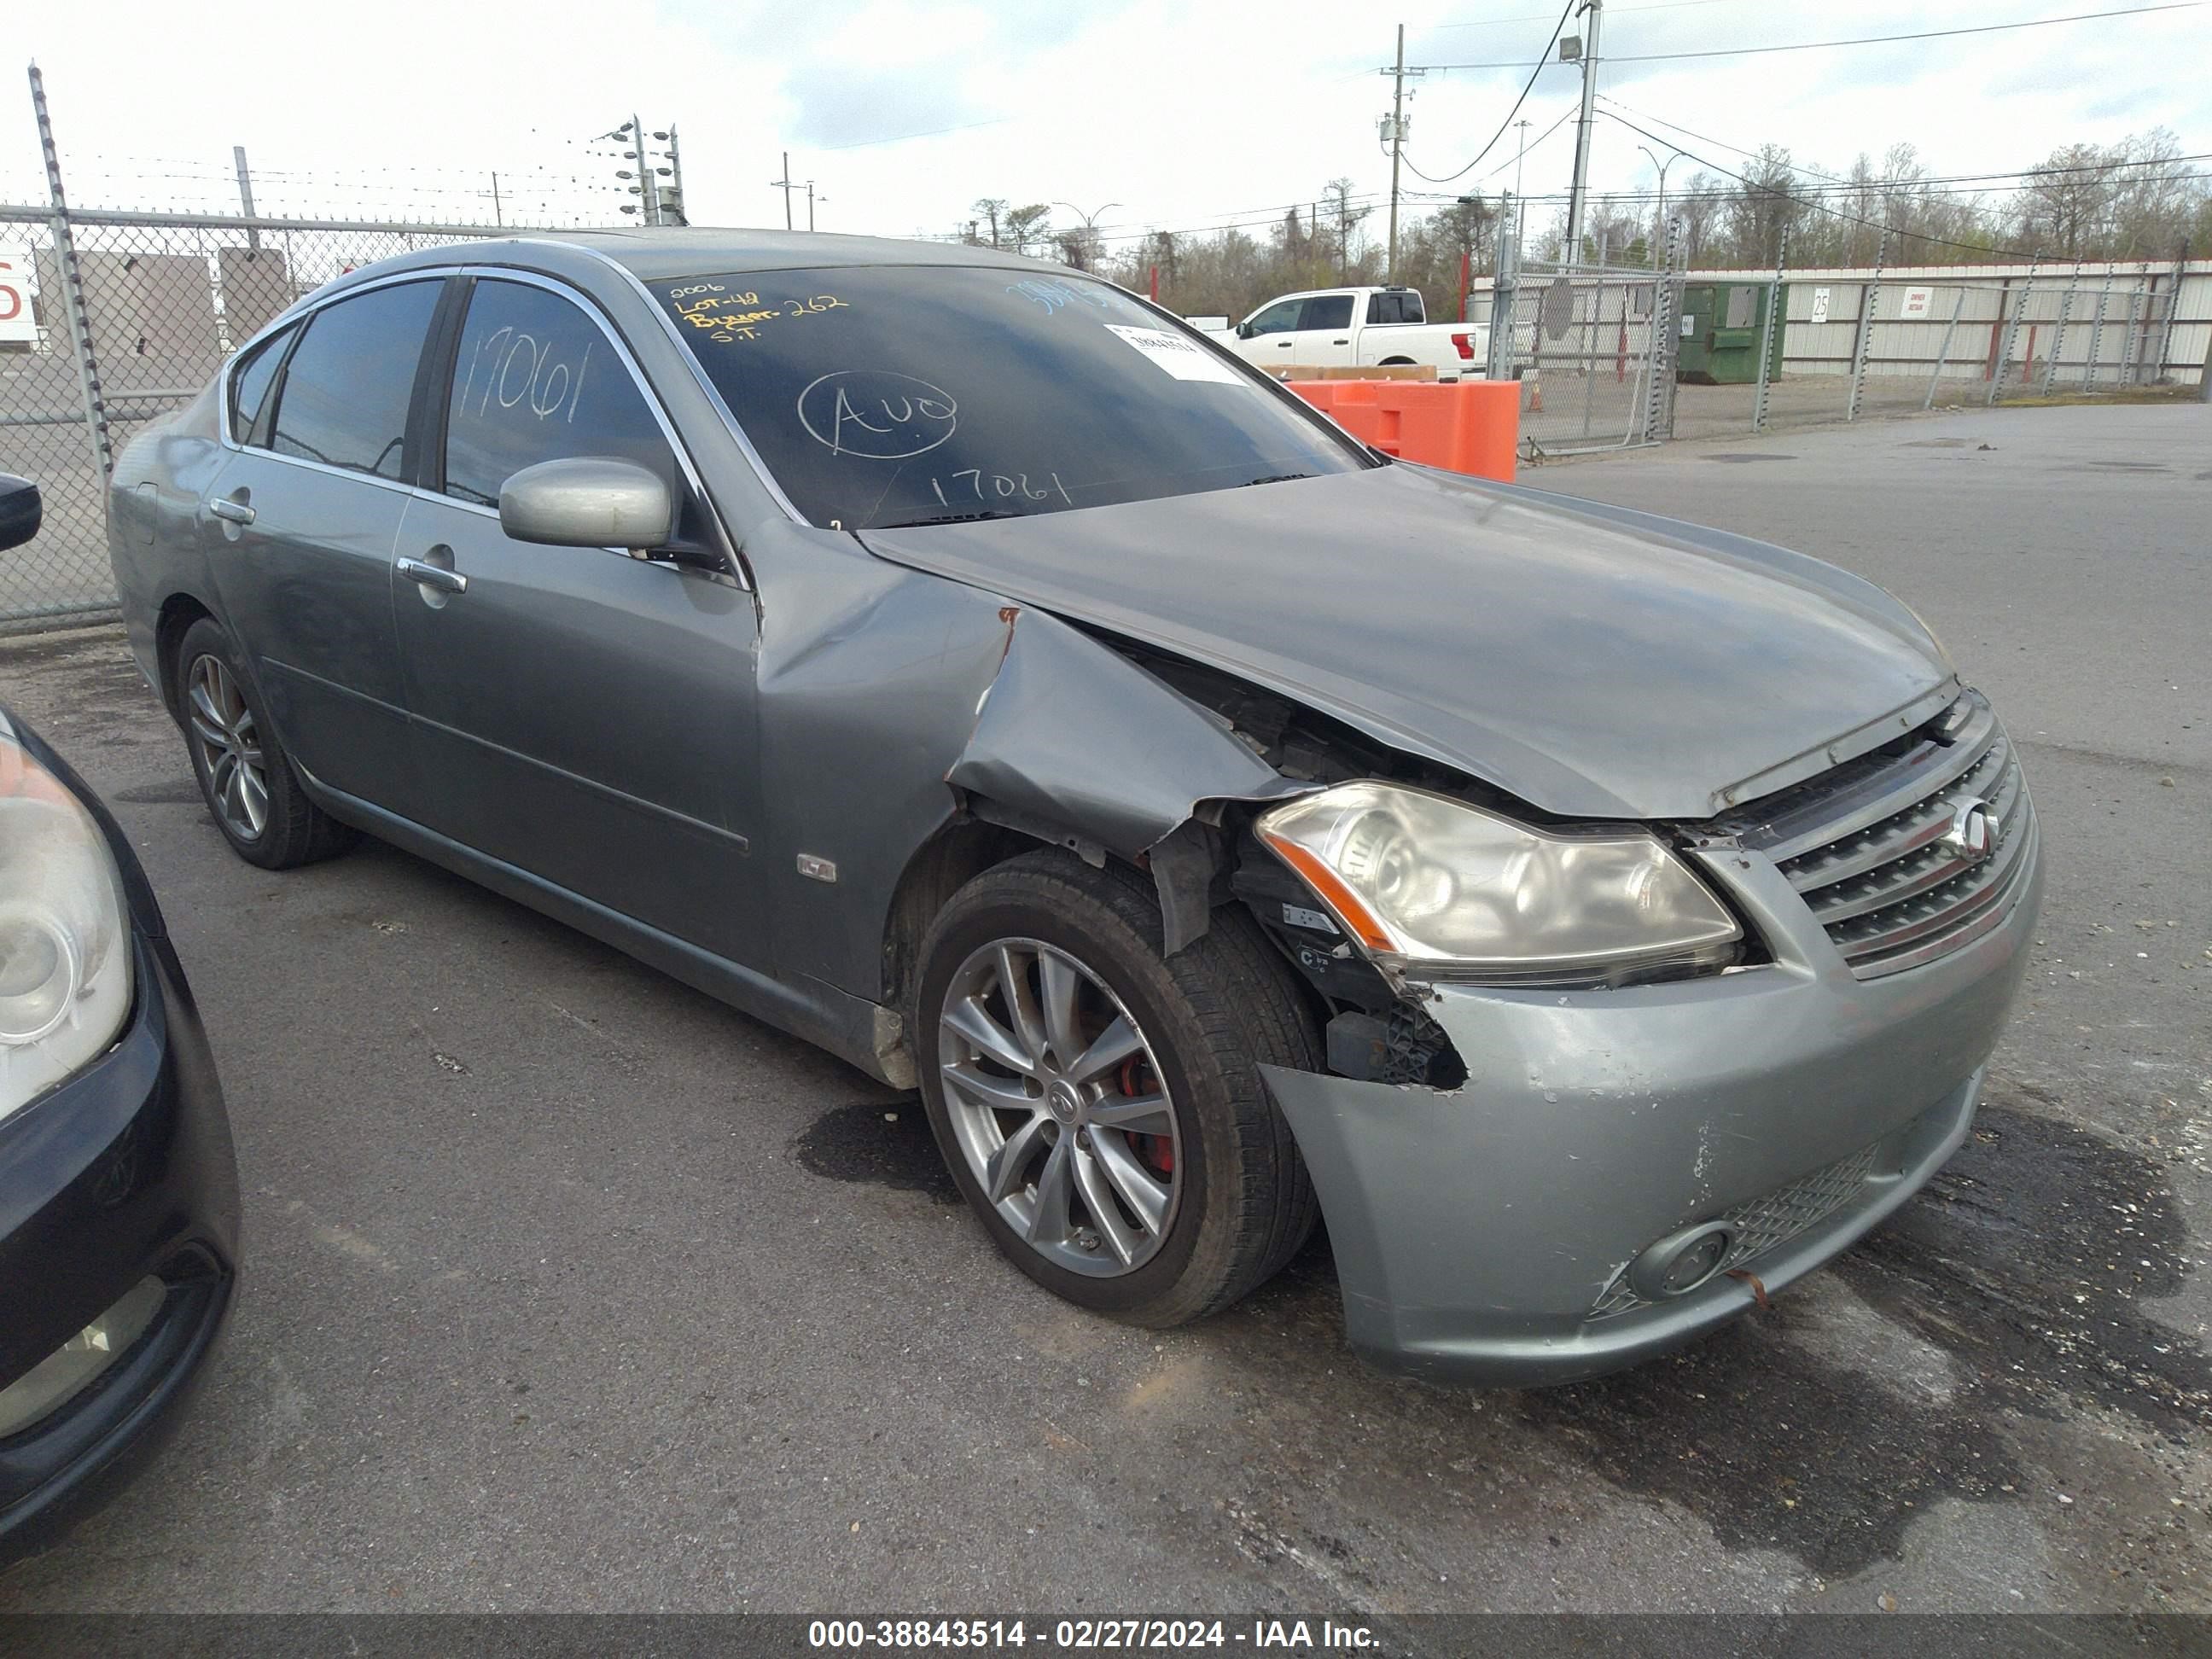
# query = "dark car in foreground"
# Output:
<box><xmin>102</xmin><ymin>233</ymin><xmax>2038</xmax><ymax>1385</ymax></box>
<box><xmin>0</xmin><ymin>474</ymin><xmax>239</xmax><ymax>1562</ymax></box>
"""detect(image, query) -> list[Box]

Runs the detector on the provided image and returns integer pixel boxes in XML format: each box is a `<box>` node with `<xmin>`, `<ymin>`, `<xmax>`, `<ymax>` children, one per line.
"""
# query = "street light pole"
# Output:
<box><xmin>1053</xmin><ymin>200</ymin><xmax>1122</xmax><ymax>270</ymax></box>
<box><xmin>1637</xmin><ymin>142</ymin><xmax>1676</xmax><ymax>265</ymax></box>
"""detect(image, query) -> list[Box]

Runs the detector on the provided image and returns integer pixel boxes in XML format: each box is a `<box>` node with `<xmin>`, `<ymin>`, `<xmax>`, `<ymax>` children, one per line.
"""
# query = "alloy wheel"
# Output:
<box><xmin>937</xmin><ymin>938</ymin><xmax>1183</xmax><ymax>1277</ymax></box>
<box><xmin>186</xmin><ymin>654</ymin><xmax>269</xmax><ymax>841</ymax></box>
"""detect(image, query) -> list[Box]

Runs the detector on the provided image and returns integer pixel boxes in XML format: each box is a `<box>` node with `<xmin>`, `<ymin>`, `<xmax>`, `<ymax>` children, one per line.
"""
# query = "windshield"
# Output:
<box><xmin>649</xmin><ymin>266</ymin><xmax>1369</xmax><ymax>530</ymax></box>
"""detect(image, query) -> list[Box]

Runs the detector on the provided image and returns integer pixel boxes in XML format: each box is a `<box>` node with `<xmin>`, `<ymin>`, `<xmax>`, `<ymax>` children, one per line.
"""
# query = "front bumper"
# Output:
<box><xmin>1263</xmin><ymin>823</ymin><xmax>2042</xmax><ymax>1387</ymax></box>
<box><xmin>0</xmin><ymin>925</ymin><xmax>240</xmax><ymax>1562</ymax></box>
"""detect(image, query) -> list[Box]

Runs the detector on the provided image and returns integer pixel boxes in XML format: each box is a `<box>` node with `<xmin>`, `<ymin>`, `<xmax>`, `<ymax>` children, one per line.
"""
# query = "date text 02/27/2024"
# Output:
<box><xmin>805</xmin><ymin>1618</ymin><xmax>1381</xmax><ymax>1650</ymax></box>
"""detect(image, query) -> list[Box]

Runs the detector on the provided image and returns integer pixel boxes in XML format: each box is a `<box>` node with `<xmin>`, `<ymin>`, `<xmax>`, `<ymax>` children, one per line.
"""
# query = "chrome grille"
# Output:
<box><xmin>1721</xmin><ymin>693</ymin><xmax>2037</xmax><ymax>980</ymax></box>
<box><xmin>1590</xmin><ymin>1143</ymin><xmax>1881</xmax><ymax>1319</ymax></box>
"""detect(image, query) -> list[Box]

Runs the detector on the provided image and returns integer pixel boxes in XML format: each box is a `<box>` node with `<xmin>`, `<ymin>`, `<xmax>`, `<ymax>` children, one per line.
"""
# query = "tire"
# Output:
<box><xmin>914</xmin><ymin>849</ymin><xmax>1320</xmax><ymax>1326</ymax></box>
<box><xmin>175</xmin><ymin>617</ymin><xmax>357</xmax><ymax>870</ymax></box>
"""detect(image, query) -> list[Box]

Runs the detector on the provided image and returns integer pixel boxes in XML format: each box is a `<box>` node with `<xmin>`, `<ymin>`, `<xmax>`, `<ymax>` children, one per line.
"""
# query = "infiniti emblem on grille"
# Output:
<box><xmin>1938</xmin><ymin>795</ymin><xmax>1994</xmax><ymax>864</ymax></box>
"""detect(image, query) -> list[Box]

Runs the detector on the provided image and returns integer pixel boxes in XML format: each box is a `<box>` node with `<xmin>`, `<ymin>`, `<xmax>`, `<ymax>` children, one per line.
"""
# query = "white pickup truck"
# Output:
<box><xmin>1199</xmin><ymin>286</ymin><xmax>1487</xmax><ymax>380</ymax></box>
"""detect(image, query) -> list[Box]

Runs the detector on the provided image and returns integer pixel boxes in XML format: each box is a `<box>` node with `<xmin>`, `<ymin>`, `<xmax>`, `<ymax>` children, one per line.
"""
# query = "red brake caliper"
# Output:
<box><xmin>1119</xmin><ymin>1056</ymin><xmax>1173</xmax><ymax>1176</ymax></box>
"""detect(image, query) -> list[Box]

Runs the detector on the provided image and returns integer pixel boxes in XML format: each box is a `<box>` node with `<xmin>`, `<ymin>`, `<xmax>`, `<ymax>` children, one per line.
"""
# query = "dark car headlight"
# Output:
<box><xmin>0</xmin><ymin>725</ymin><xmax>132</xmax><ymax>1122</ymax></box>
<box><xmin>1257</xmin><ymin>780</ymin><xmax>1740</xmax><ymax>985</ymax></box>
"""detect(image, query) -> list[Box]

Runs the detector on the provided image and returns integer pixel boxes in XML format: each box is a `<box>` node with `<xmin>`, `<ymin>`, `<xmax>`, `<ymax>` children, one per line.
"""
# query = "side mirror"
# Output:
<box><xmin>1236</xmin><ymin>322</ymin><xmax>1254</xmax><ymax>340</ymax></box>
<box><xmin>0</xmin><ymin>474</ymin><xmax>42</xmax><ymax>555</ymax></box>
<box><xmin>498</xmin><ymin>457</ymin><xmax>675</xmax><ymax>554</ymax></box>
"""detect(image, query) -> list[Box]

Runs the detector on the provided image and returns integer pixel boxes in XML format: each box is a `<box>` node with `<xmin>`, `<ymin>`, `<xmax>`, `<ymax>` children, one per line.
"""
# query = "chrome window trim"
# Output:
<box><xmin>215</xmin><ymin>259</ymin><xmax>748</xmax><ymax>590</ymax></box>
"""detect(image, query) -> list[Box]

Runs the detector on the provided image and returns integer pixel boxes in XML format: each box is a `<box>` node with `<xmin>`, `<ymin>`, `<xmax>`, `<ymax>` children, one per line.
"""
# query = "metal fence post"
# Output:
<box><xmin>1486</xmin><ymin>205</ymin><xmax>1518</xmax><ymax>385</ymax></box>
<box><xmin>1846</xmin><ymin>227</ymin><xmax>1886</xmax><ymax>422</ymax></box>
<box><xmin>1643</xmin><ymin>217</ymin><xmax>1684</xmax><ymax>443</ymax></box>
<box><xmin>2084</xmin><ymin>266</ymin><xmax>2114</xmax><ymax>389</ymax></box>
<box><xmin>2040</xmin><ymin>263</ymin><xmax>2079</xmax><ymax>396</ymax></box>
<box><xmin>28</xmin><ymin>64</ymin><xmax>114</xmax><ymax>485</ymax></box>
<box><xmin>1988</xmin><ymin>262</ymin><xmax>2036</xmax><ymax>407</ymax></box>
<box><xmin>2117</xmin><ymin>263</ymin><xmax>2141</xmax><ymax>385</ymax></box>
<box><xmin>1751</xmin><ymin>228</ymin><xmax>1785</xmax><ymax>434</ymax></box>
<box><xmin>1923</xmin><ymin>285</ymin><xmax>1968</xmax><ymax>410</ymax></box>
<box><xmin>2151</xmin><ymin>242</ymin><xmax>2188</xmax><ymax>383</ymax></box>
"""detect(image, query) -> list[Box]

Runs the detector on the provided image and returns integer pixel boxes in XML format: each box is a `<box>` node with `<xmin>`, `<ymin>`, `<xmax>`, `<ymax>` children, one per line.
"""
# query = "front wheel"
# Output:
<box><xmin>914</xmin><ymin>851</ymin><xmax>1320</xmax><ymax>1326</ymax></box>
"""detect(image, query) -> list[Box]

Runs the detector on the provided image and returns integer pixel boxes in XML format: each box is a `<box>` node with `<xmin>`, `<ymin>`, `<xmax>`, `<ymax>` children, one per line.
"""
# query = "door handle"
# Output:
<box><xmin>397</xmin><ymin>557</ymin><xmax>468</xmax><ymax>595</ymax></box>
<box><xmin>1331</xmin><ymin>338</ymin><xmax>1349</xmax><ymax>345</ymax></box>
<box><xmin>207</xmin><ymin>497</ymin><xmax>255</xmax><ymax>525</ymax></box>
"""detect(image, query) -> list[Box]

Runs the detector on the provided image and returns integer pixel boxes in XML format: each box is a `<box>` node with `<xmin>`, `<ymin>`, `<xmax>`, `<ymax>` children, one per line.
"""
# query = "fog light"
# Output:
<box><xmin>0</xmin><ymin>1275</ymin><xmax>166</xmax><ymax>1438</ymax></box>
<box><xmin>1626</xmin><ymin>1222</ymin><xmax>1735</xmax><ymax>1301</ymax></box>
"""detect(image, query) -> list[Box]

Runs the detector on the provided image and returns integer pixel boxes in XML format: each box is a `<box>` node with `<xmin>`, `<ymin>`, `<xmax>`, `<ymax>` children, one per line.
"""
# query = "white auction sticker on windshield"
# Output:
<box><xmin>1103</xmin><ymin>324</ymin><xmax>1247</xmax><ymax>385</ymax></box>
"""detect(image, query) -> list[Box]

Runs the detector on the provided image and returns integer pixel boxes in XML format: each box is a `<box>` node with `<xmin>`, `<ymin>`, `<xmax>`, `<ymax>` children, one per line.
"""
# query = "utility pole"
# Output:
<box><xmin>771</xmin><ymin>152</ymin><xmax>798</xmax><ymax>230</ymax></box>
<box><xmin>660</xmin><ymin>126</ymin><xmax>686</xmax><ymax>225</ymax></box>
<box><xmin>1513</xmin><ymin>119</ymin><xmax>1531</xmax><ymax>201</ymax></box>
<box><xmin>806</xmin><ymin>182</ymin><xmax>825</xmax><ymax>232</ymax></box>
<box><xmin>631</xmin><ymin>114</ymin><xmax>660</xmax><ymax>224</ymax></box>
<box><xmin>232</xmin><ymin>145</ymin><xmax>259</xmax><ymax>253</ymax></box>
<box><xmin>490</xmin><ymin>172</ymin><xmax>503</xmax><ymax>227</ymax></box>
<box><xmin>1563</xmin><ymin>0</ymin><xmax>1603</xmax><ymax>263</ymax></box>
<box><xmin>1377</xmin><ymin>24</ymin><xmax>1426</xmax><ymax>281</ymax></box>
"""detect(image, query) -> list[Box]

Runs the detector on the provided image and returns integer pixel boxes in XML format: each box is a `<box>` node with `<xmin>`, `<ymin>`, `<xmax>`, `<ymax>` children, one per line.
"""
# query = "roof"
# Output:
<box><xmin>503</xmin><ymin>226</ymin><xmax>1071</xmax><ymax>282</ymax></box>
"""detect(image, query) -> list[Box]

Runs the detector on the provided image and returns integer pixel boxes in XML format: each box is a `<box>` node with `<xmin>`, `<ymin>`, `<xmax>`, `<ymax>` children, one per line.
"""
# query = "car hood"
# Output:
<box><xmin>859</xmin><ymin>463</ymin><xmax>1956</xmax><ymax>819</ymax></box>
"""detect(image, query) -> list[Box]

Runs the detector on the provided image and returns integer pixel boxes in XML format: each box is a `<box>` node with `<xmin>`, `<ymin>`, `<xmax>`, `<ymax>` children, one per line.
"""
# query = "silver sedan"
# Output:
<box><xmin>105</xmin><ymin>230</ymin><xmax>2040</xmax><ymax>1383</ymax></box>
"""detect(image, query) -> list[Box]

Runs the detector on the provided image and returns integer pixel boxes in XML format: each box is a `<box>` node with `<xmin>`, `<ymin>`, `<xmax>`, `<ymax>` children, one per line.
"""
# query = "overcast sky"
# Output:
<box><xmin>11</xmin><ymin>0</ymin><xmax>2210</xmax><ymax>246</ymax></box>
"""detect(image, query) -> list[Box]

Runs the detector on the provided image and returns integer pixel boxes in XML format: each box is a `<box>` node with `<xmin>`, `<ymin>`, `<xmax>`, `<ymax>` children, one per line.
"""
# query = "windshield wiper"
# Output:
<box><xmin>1239</xmin><ymin>473</ymin><xmax>1313</xmax><ymax>487</ymax></box>
<box><xmin>872</xmin><ymin>509</ymin><xmax>1027</xmax><ymax>529</ymax></box>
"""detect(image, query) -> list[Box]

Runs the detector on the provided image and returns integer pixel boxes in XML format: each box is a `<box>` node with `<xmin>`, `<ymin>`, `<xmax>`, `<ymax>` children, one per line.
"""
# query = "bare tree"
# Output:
<box><xmin>1725</xmin><ymin>145</ymin><xmax>1807</xmax><ymax>269</ymax></box>
<box><xmin>970</xmin><ymin>197</ymin><xmax>1008</xmax><ymax>248</ymax></box>
<box><xmin>1323</xmin><ymin>178</ymin><xmax>1371</xmax><ymax>282</ymax></box>
<box><xmin>1003</xmin><ymin>204</ymin><xmax>1052</xmax><ymax>256</ymax></box>
<box><xmin>2016</xmin><ymin>144</ymin><xmax>2115</xmax><ymax>259</ymax></box>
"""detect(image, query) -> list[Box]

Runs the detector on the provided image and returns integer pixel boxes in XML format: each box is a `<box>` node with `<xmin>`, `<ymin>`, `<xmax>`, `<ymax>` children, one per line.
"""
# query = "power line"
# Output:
<box><xmin>1400</xmin><ymin>0</ymin><xmax>1575</xmax><ymax>183</ymax></box>
<box><xmin>1593</xmin><ymin>98</ymin><xmax>2212</xmax><ymax>192</ymax></box>
<box><xmin>1421</xmin><ymin>2</ymin><xmax>2203</xmax><ymax>68</ymax></box>
<box><xmin>1595</xmin><ymin>106</ymin><xmax>2046</xmax><ymax>259</ymax></box>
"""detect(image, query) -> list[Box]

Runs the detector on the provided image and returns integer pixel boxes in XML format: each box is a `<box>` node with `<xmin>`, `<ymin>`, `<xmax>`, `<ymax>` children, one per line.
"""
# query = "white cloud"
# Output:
<box><xmin>10</xmin><ymin>0</ymin><xmax>2209</xmax><ymax>244</ymax></box>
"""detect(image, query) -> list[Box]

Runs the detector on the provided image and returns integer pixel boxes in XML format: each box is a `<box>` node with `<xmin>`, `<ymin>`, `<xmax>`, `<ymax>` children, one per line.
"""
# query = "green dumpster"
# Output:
<box><xmin>1675</xmin><ymin>282</ymin><xmax>1786</xmax><ymax>385</ymax></box>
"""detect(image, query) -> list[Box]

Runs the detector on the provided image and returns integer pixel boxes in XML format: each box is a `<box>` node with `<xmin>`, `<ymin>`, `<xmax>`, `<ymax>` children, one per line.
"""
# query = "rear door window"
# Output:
<box><xmin>269</xmin><ymin>280</ymin><xmax>443</xmax><ymax>480</ymax></box>
<box><xmin>1301</xmin><ymin>294</ymin><xmax>1353</xmax><ymax>331</ymax></box>
<box><xmin>439</xmin><ymin>279</ymin><xmax>673</xmax><ymax>508</ymax></box>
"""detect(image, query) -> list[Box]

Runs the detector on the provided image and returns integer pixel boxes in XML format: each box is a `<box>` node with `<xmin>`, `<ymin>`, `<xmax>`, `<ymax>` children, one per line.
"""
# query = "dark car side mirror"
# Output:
<box><xmin>0</xmin><ymin>474</ymin><xmax>42</xmax><ymax>554</ymax></box>
<box><xmin>498</xmin><ymin>457</ymin><xmax>676</xmax><ymax>555</ymax></box>
<box><xmin>1236</xmin><ymin>322</ymin><xmax>1254</xmax><ymax>340</ymax></box>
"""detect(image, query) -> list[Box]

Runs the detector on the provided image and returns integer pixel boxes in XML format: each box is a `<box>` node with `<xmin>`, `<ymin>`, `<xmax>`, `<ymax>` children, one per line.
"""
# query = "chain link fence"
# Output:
<box><xmin>1481</xmin><ymin>212</ymin><xmax>1688</xmax><ymax>457</ymax></box>
<box><xmin>1476</xmin><ymin>243</ymin><xmax>2209</xmax><ymax>450</ymax></box>
<box><xmin>1</xmin><ymin>207</ymin><xmax>515</xmax><ymax>628</ymax></box>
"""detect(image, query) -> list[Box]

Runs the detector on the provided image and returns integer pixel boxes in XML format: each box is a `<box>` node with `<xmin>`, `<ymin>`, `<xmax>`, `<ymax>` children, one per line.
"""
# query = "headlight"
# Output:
<box><xmin>1256</xmin><ymin>781</ymin><xmax>1741</xmax><ymax>984</ymax></box>
<box><xmin>0</xmin><ymin>726</ymin><xmax>133</xmax><ymax>1122</ymax></box>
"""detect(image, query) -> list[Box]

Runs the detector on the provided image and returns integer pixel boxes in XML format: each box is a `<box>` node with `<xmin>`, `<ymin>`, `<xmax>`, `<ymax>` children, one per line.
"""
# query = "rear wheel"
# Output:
<box><xmin>914</xmin><ymin>851</ymin><xmax>1320</xmax><ymax>1325</ymax></box>
<box><xmin>176</xmin><ymin>618</ymin><xmax>357</xmax><ymax>870</ymax></box>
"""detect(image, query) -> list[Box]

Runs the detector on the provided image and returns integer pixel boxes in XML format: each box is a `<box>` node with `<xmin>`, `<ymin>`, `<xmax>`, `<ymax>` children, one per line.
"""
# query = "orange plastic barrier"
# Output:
<box><xmin>1287</xmin><ymin>378</ymin><xmax>1518</xmax><ymax>481</ymax></box>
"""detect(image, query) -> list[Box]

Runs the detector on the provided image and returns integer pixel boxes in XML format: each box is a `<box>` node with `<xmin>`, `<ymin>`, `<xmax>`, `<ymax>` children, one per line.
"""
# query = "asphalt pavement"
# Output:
<box><xmin>0</xmin><ymin>400</ymin><xmax>2205</xmax><ymax>1617</ymax></box>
